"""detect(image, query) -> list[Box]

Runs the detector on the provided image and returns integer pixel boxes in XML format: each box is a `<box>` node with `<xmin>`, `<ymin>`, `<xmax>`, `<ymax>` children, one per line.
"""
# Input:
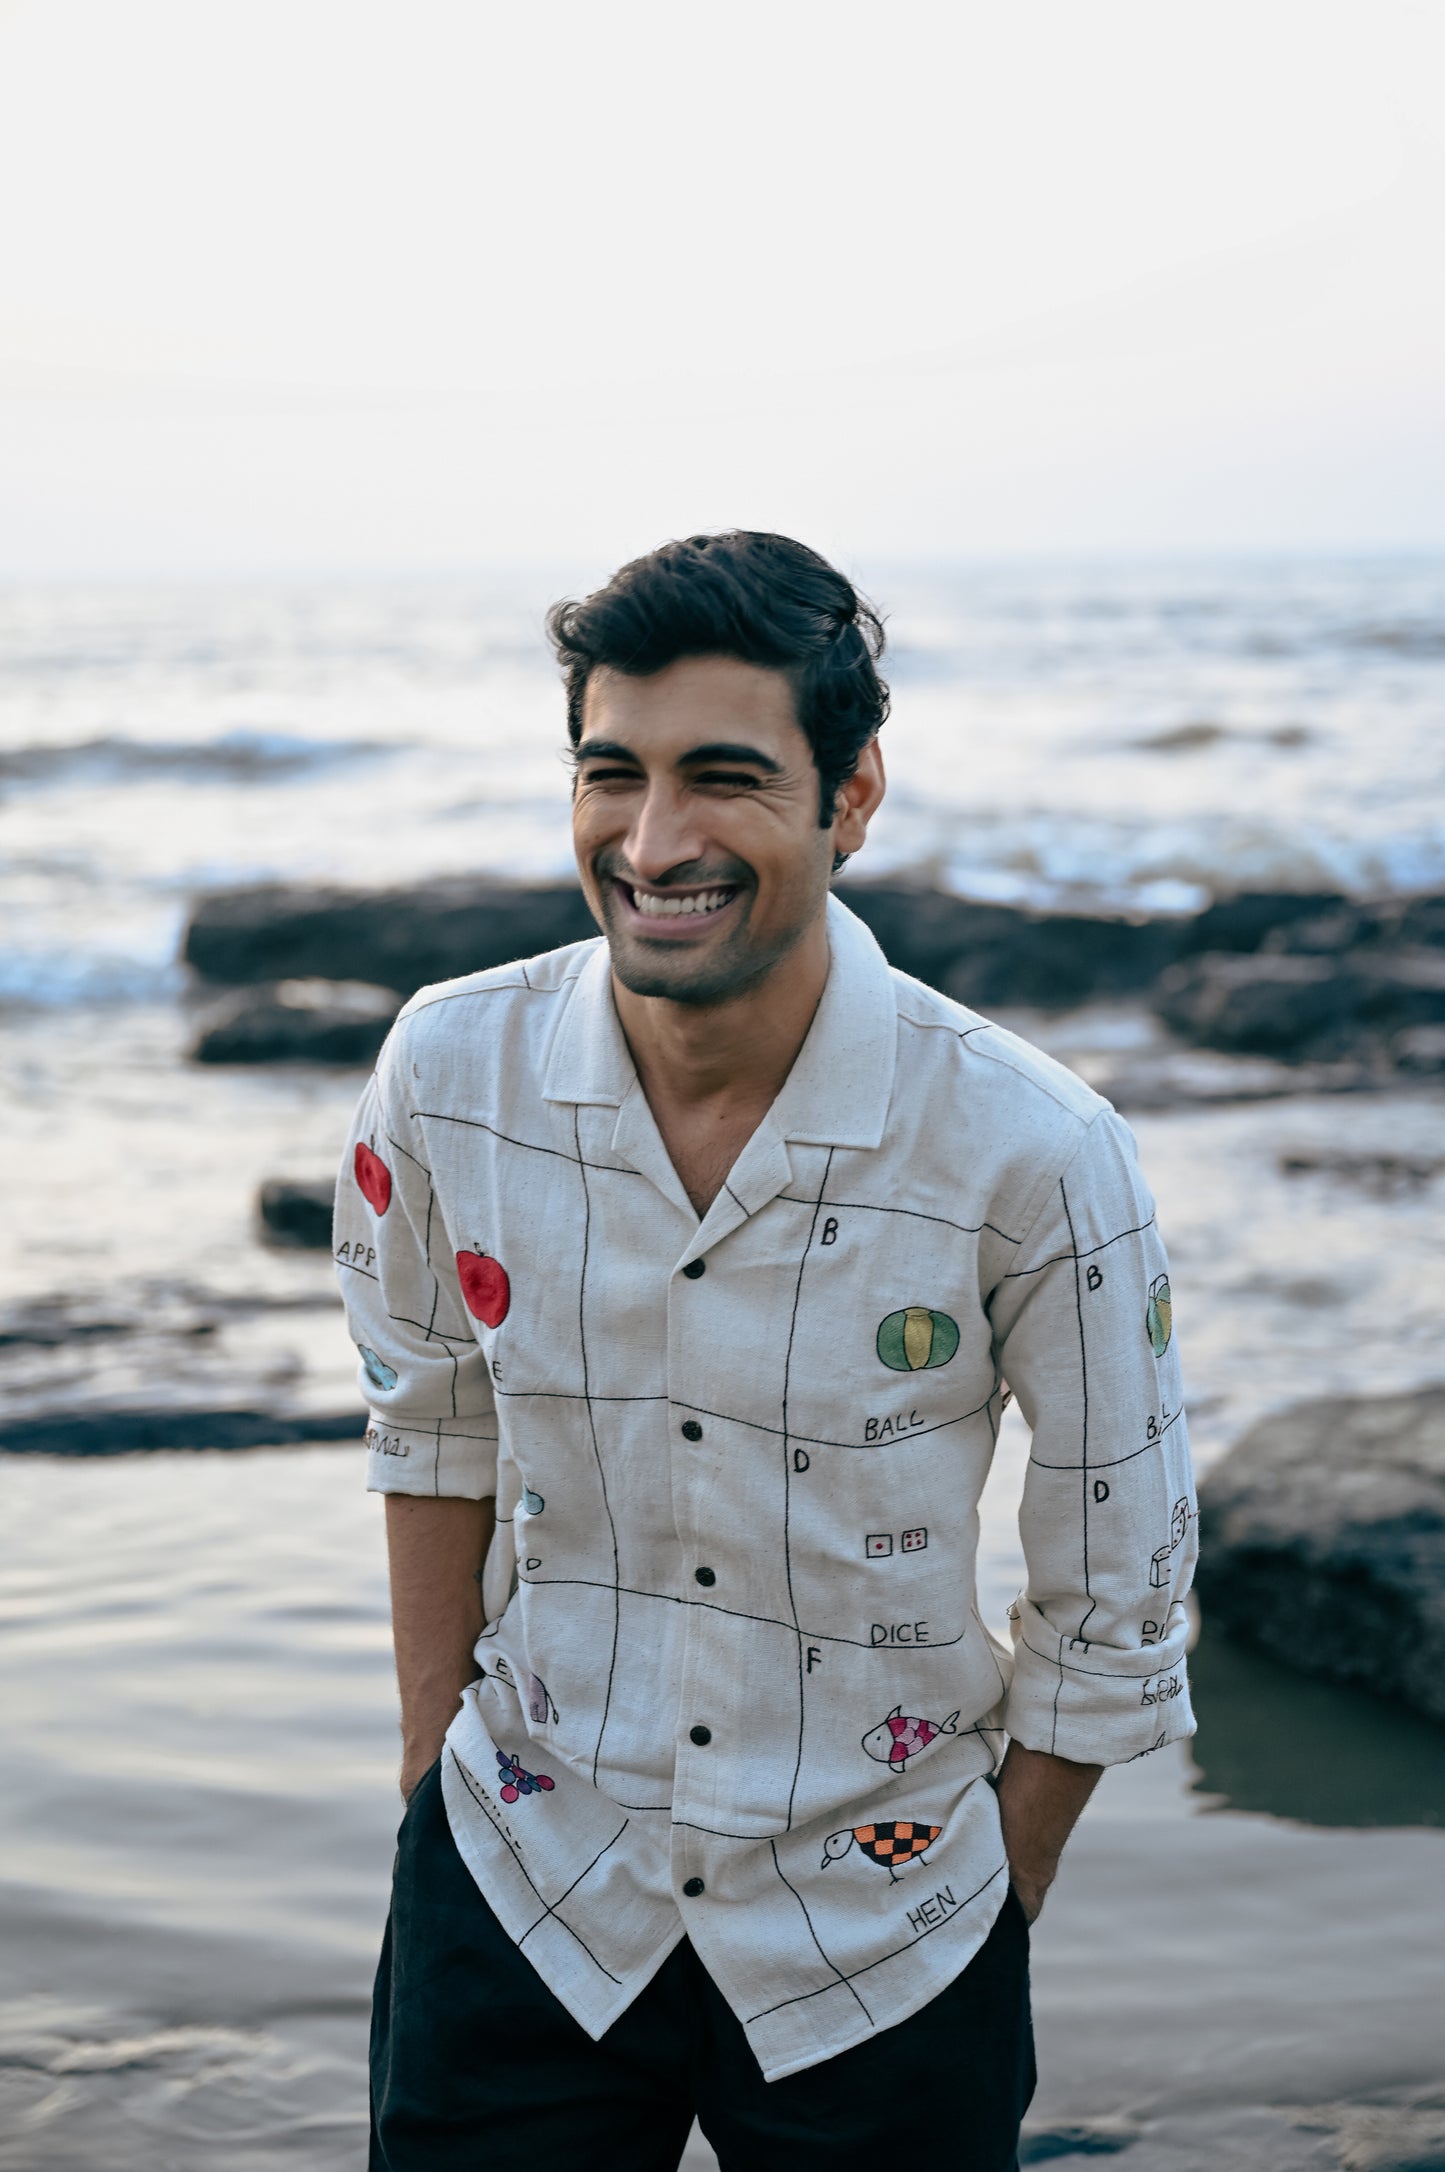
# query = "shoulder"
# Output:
<box><xmin>394</xmin><ymin>934</ymin><xmax>599</xmax><ymax>1027</ymax></box>
<box><xmin>885</xmin><ymin>968</ymin><xmax>1126</xmax><ymax>1233</ymax></box>
<box><xmin>375</xmin><ymin>935</ymin><xmax>603</xmax><ymax>1099</ymax></box>
<box><xmin>890</xmin><ymin>966</ymin><xmax>1105</xmax><ymax>1128</ymax></box>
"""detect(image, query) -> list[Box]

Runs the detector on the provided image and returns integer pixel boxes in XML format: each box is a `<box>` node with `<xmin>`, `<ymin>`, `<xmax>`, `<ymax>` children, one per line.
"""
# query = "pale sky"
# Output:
<box><xmin>2</xmin><ymin>0</ymin><xmax>1443</xmax><ymax>576</ymax></box>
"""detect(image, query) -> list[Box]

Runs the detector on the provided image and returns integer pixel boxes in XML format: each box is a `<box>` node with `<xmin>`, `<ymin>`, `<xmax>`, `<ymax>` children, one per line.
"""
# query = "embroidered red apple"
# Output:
<box><xmin>457</xmin><ymin>1250</ymin><xmax>510</xmax><ymax>1327</ymax></box>
<box><xmin>354</xmin><ymin>1142</ymin><xmax>392</xmax><ymax>1215</ymax></box>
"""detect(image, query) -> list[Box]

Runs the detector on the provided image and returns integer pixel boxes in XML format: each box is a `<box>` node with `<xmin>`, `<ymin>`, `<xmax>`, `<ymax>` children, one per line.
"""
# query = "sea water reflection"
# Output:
<box><xmin>1187</xmin><ymin>1622</ymin><xmax>1445</xmax><ymax>1831</ymax></box>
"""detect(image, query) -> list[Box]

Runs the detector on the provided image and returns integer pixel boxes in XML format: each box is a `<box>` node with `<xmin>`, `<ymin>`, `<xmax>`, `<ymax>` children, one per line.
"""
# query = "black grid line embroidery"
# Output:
<box><xmin>782</xmin><ymin>1149</ymin><xmax>833</xmax><ymax>1831</ymax></box>
<box><xmin>398</xmin><ymin>977</ymin><xmax>543</xmax><ymax>1019</ymax></box>
<box><xmin>513</xmin><ymin>1570</ymin><xmax>973</xmax><ymax>1655</ymax></box>
<box><xmin>383</xmin><ymin>1128</ymin><xmax>432</xmax><ymax>1176</ymax></box>
<box><xmin>575</xmin><ymin>1105</ymin><xmax>623</xmax><ymax>1788</ymax></box>
<box><xmin>745</xmin><ymin>1860</ymin><xmax>1009</xmax><ymax>2023</ymax></box>
<box><xmin>1029</xmin><ymin>1402</ymin><xmax>1183</xmax><ymax>1471</ymax></box>
<box><xmin>768</xmin><ymin>1836</ymin><xmax>873</xmax><ymax>2025</ymax></box>
<box><xmin>1060</xmin><ymin>1176</ymin><xmax>1095</xmax><ymax>1647</ymax></box>
<box><xmin>412</xmin><ymin>1106</ymin><xmax>644</xmax><ymax>1177</ymax></box>
<box><xmin>447</xmin><ymin>1749</ymin><xmax>623</xmax><ymax>1984</ymax></box>
<box><xmin>1000</xmin><ymin>1213</ymin><xmax>1157</xmax><ymax>1280</ymax></box>
<box><xmin>516</xmin><ymin>1819</ymin><xmax>634</xmax><ymax>1957</ymax></box>
<box><xmin>777</xmin><ymin>1193</ymin><xmax>1022</xmax><ymax>1246</ymax></box>
<box><xmin>1018</xmin><ymin>1631</ymin><xmax>1181</xmax><ymax>1682</ymax></box>
<box><xmin>479</xmin><ymin>1384</ymin><xmax>1000</xmax><ymax>1453</ymax></box>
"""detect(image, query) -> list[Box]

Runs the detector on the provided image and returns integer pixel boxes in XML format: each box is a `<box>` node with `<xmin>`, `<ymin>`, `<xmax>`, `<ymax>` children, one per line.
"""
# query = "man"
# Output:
<box><xmin>336</xmin><ymin>531</ymin><xmax>1196</xmax><ymax>2171</ymax></box>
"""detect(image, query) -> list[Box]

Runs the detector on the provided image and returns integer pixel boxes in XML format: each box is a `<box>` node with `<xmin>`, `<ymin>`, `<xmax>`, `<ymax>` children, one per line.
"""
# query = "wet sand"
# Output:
<box><xmin>3</xmin><ymin>1442</ymin><xmax>1441</xmax><ymax>2171</ymax></box>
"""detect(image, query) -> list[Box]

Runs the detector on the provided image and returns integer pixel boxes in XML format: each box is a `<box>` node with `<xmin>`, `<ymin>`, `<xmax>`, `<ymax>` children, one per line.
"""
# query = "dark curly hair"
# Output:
<box><xmin>546</xmin><ymin>530</ymin><xmax>889</xmax><ymax>829</ymax></box>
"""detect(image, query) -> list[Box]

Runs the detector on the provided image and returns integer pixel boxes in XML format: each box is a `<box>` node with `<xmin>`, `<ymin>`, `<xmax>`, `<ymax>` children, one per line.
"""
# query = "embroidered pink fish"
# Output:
<box><xmin>861</xmin><ymin>1704</ymin><xmax>960</xmax><ymax>1774</ymax></box>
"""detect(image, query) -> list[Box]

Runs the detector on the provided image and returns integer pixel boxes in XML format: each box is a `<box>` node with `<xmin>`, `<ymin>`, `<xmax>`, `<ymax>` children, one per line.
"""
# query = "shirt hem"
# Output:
<box><xmin>750</xmin><ymin>1858</ymin><xmax>1012</xmax><ymax>2083</ymax></box>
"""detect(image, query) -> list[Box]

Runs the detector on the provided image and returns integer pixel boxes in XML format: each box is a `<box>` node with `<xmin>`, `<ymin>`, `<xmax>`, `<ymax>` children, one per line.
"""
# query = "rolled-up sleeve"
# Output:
<box><xmin>333</xmin><ymin>1031</ymin><xmax>499</xmax><ymax>1501</ymax></box>
<box><xmin>989</xmin><ymin>1107</ymin><xmax>1196</xmax><ymax>1765</ymax></box>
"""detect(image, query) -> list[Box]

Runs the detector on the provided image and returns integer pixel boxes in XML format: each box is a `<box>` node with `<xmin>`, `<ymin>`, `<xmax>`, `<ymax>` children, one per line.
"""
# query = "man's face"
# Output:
<box><xmin>571</xmin><ymin>655</ymin><xmax>857</xmax><ymax>1007</ymax></box>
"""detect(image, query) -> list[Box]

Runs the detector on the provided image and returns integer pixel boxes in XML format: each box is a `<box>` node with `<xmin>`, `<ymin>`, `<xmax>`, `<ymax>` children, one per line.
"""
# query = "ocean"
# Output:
<box><xmin>2</xmin><ymin>558</ymin><xmax>1443</xmax><ymax>2168</ymax></box>
<box><xmin>6</xmin><ymin>557</ymin><xmax>1445</xmax><ymax>1016</ymax></box>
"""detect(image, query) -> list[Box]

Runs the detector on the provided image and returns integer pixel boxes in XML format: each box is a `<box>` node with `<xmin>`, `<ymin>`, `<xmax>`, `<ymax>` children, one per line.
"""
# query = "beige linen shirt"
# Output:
<box><xmin>335</xmin><ymin>894</ymin><xmax>1196</xmax><ymax>2082</ymax></box>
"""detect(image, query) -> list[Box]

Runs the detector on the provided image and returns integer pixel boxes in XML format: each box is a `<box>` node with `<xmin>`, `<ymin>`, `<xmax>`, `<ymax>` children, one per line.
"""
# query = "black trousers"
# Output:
<box><xmin>371</xmin><ymin>1760</ymin><xmax>1035</xmax><ymax>2172</ymax></box>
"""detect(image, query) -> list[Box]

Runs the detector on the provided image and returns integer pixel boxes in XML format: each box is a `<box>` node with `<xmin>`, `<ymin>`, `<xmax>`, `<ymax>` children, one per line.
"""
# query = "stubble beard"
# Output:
<box><xmin>592</xmin><ymin>864</ymin><xmax>820</xmax><ymax>1010</ymax></box>
<box><xmin>611</xmin><ymin>940</ymin><xmax>780</xmax><ymax>1009</ymax></box>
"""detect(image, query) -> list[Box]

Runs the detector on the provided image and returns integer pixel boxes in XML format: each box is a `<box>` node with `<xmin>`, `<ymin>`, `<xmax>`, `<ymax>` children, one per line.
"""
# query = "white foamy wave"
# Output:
<box><xmin>2</xmin><ymin>560</ymin><xmax>1442</xmax><ymax>1003</ymax></box>
<box><xmin>0</xmin><ymin>729</ymin><xmax>391</xmax><ymax>792</ymax></box>
<box><xmin>864</xmin><ymin>808</ymin><xmax>1445</xmax><ymax>914</ymax></box>
<box><xmin>0</xmin><ymin>951</ymin><xmax>187</xmax><ymax>1010</ymax></box>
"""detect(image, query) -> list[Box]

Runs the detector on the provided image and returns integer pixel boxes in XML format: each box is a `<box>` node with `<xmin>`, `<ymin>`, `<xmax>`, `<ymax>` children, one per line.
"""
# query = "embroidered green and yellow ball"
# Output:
<box><xmin>1146</xmin><ymin>1274</ymin><xmax>1172</xmax><ymax>1356</ymax></box>
<box><xmin>876</xmin><ymin>1306</ymin><xmax>960</xmax><ymax>1372</ymax></box>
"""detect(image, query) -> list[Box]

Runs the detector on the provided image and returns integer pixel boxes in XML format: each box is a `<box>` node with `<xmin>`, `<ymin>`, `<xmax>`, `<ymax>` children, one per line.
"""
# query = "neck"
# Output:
<box><xmin>611</xmin><ymin>911</ymin><xmax>831</xmax><ymax>1113</ymax></box>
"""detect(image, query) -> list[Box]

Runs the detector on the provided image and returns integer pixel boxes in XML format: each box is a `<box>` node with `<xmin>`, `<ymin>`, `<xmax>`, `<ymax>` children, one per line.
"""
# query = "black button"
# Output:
<box><xmin>682</xmin><ymin>1258</ymin><xmax>706</xmax><ymax>1279</ymax></box>
<box><xmin>689</xmin><ymin>1724</ymin><xmax>712</xmax><ymax>1746</ymax></box>
<box><xmin>683</xmin><ymin>1877</ymin><xmax>705</xmax><ymax>1898</ymax></box>
<box><xmin>681</xmin><ymin>1420</ymin><xmax>703</xmax><ymax>1442</ymax></box>
<box><xmin>694</xmin><ymin>1566</ymin><xmax>716</xmax><ymax>1587</ymax></box>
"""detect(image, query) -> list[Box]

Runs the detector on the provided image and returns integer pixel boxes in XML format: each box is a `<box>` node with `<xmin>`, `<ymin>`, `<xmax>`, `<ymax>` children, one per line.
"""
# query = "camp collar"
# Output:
<box><xmin>541</xmin><ymin>892</ymin><xmax>897</xmax><ymax>1152</ymax></box>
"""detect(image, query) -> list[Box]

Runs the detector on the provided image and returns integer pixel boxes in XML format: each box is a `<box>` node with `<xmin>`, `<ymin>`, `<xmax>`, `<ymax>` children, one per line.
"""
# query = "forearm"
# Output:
<box><xmin>384</xmin><ymin>1493</ymin><xmax>496</xmax><ymax>1797</ymax></box>
<box><xmin>994</xmin><ymin>1739</ymin><xmax>1102</xmax><ymax>1921</ymax></box>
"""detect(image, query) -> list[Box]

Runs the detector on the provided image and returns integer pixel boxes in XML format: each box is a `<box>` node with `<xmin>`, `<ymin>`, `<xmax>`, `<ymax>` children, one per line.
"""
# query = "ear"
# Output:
<box><xmin>888</xmin><ymin>1705</ymin><xmax>902</xmax><ymax>1719</ymax></box>
<box><xmin>829</xmin><ymin>737</ymin><xmax>886</xmax><ymax>860</ymax></box>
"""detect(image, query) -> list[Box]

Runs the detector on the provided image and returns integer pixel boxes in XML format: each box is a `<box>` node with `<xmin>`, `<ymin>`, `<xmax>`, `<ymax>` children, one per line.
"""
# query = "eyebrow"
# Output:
<box><xmin>685</xmin><ymin>742</ymin><xmax>784</xmax><ymax>773</ymax></box>
<box><xmin>573</xmin><ymin>738</ymin><xmax>783</xmax><ymax>775</ymax></box>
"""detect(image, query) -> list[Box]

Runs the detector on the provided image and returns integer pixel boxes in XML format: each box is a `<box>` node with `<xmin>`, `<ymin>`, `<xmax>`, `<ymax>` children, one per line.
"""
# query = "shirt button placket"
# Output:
<box><xmin>673</xmin><ymin>1247</ymin><xmax>717</xmax><ymax>1868</ymax></box>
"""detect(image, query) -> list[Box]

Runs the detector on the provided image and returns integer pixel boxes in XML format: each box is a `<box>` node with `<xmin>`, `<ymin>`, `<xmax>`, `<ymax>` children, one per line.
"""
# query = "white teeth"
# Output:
<box><xmin>630</xmin><ymin>887</ymin><xmax>732</xmax><ymax>919</ymax></box>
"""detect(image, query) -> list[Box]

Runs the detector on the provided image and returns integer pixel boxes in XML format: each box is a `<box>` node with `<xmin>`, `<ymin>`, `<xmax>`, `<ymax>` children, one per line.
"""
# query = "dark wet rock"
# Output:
<box><xmin>1396</xmin><ymin>894</ymin><xmax>1445</xmax><ymax>949</ymax></box>
<box><xmin>0</xmin><ymin>1408</ymin><xmax>362</xmax><ymax>1455</ymax></box>
<box><xmin>183</xmin><ymin>876</ymin><xmax>1184</xmax><ymax>1008</ymax></box>
<box><xmin>1180</xmin><ymin>890</ymin><xmax>1445</xmax><ymax>960</ymax></box>
<box><xmin>0</xmin><ymin>1303</ymin><xmax>140</xmax><ymax>1350</ymax></box>
<box><xmin>1195</xmin><ymin>1387</ymin><xmax>1445</xmax><ymax>1724</ymax></box>
<box><xmin>1393</xmin><ymin>1024</ymin><xmax>1445</xmax><ymax>1073</ymax></box>
<box><xmin>1180</xmin><ymin>890</ymin><xmax>1353</xmax><ymax>955</ymax></box>
<box><xmin>1152</xmin><ymin>952</ymin><xmax>1343</xmax><ymax>1054</ymax></box>
<box><xmin>1261</xmin><ymin>904</ymin><xmax>1376</xmax><ymax>955</ymax></box>
<box><xmin>1153</xmin><ymin>948</ymin><xmax>1445</xmax><ymax>1061</ymax></box>
<box><xmin>0</xmin><ymin>1287</ymin><xmax>338</xmax><ymax>1349</ymax></box>
<box><xmin>179</xmin><ymin>877</ymin><xmax>1445</xmax><ymax>1069</ymax></box>
<box><xmin>184</xmin><ymin>879</ymin><xmax>598</xmax><ymax>991</ymax></box>
<box><xmin>257</xmin><ymin>1178</ymin><xmax>337</xmax><ymax>1248</ymax></box>
<box><xmin>1277</xmin><ymin>1147</ymin><xmax>1445</xmax><ymax>1197</ymax></box>
<box><xmin>0</xmin><ymin>1287</ymin><xmax>361</xmax><ymax>1460</ymax></box>
<box><xmin>190</xmin><ymin>980</ymin><xmax>401</xmax><ymax>1065</ymax></box>
<box><xmin>1341</xmin><ymin>951</ymin><xmax>1445</xmax><ymax>1028</ymax></box>
<box><xmin>1264</xmin><ymin>894</ymin><xmax>1445</xmax><ymax>957</ymax></box>
<box><xmin>838</xmin><ymin>885</ymin><xmax>1180</xmax><ymax>1006</ymax></box>
<box><xmin>1137</xmin><ymin>719</ymin><xmax>1228</xmax><ymax>752</ymax></box>
<box><xmin>1020</xmin><ymin>2122</ymin><xmax>1137</xmax><ymax>2161</ymax></box>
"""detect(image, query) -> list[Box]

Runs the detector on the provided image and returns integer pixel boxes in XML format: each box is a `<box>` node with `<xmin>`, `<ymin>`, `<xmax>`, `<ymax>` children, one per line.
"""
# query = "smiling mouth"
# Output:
<box><xmin>617</xmin><ymin>879</ymin><xmax>740</xmax><ymax>923</ymax></box>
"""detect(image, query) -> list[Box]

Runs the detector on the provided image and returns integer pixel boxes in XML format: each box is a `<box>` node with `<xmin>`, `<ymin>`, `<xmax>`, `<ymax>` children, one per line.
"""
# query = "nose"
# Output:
<box><xmin>623</xmin><ymin>777</ymin><xmax>709</xmax><ymax>885</ymax></box>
